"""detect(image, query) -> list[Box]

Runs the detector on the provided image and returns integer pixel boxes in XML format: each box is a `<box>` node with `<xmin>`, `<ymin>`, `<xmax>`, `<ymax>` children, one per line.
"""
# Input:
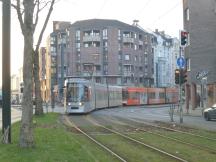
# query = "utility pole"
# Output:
<box><xmin>2</xmin><ymin>0</ymin><xmax>11</xmax><ymax>143</ymax></box>
<box><xmin>179</xmin><ymin>69</ymin><xmax>183</xmax><ymax>123</ymax></box>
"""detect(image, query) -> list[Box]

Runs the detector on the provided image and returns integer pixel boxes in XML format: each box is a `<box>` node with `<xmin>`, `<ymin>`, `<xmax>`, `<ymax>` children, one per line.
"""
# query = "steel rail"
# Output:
<box><xmin>126</xmin><ymin>117</ymin><xmax>216</xmax><ymax>141</ymax></box>
<box><xmin>87</xmin><ymin>116</ymin><xmax>188</xmax><ymax>162</ymax></box>
<box><xmin>105</xmin><ymin>116</ymin><xmax>216</xmax><ymax>154</ymax></box>
<box><xmin>63</xmin><ymin>116</ymin><xmax>127</xmax><ymax>162</ymax></box>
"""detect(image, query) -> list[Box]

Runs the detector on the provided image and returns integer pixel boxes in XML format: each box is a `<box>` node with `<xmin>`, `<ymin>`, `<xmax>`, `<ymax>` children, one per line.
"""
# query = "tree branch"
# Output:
<box><xmin>33</xmin><ymin>0</ymin><xmax>52</xmax><ymax>34</ymax></box>
<box><xmin>33</xmin><ymin>0</ymin><xmax>40</xmax><ymax>32</ymax></box>
<box><xmin>16</xmin><ymin>0</ymin><xmax>25</xmax><ymax>34</ymax></box>
<box><xmin>35</xmin><ymin>0</ymin><xmax>55</xmax><ymax>52</ymax></box>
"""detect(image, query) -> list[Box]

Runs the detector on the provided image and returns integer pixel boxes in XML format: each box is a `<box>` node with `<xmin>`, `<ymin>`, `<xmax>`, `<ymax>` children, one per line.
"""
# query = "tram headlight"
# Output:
<box><xmin>68</xmin><ymin>102</ymin><xmax>72</xmax><ymax>106</ymax></box>
<box><xmin>79</xmin><ymin>102</ymin><xmax>83</xmax><ymax>106</ymax></box>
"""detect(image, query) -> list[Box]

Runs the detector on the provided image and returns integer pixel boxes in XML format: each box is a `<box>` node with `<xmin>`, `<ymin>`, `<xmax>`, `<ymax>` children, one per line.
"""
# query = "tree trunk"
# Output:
<box><xmin>19</xmin><ymin>35</ymin><xmax>34</xmax><ymax>148</ymax></box>
<box><xmin>19</xmin><ymin>0</ymin><xmax>35</xmax><ymax>148</ymax></box>
<box><xmin>34</xmin><ymin>50</ymin><xmax>43</xmax><ymax>115</ymax></box>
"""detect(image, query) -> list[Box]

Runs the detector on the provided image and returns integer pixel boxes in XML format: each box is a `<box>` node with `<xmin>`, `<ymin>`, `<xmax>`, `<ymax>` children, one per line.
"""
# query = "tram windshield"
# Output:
<box><xmin>66</xmin><ymin>83</ymin><xmax>89</xmax><ymax>102</ymax></box>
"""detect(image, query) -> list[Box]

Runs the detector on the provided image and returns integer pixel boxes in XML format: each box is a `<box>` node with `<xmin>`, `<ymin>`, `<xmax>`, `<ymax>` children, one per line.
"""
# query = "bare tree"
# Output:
<box><xmin>11</xmin><ymin>0</ymin><xmax>56</xmax><ymax>147</ymax></box>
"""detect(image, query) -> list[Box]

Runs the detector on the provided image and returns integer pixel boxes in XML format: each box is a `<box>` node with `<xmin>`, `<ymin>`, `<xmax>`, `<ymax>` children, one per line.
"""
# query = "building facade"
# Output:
<box><xmin>183</xmin><ymin>0</ymin><xmax>216</xmax><ymax>108</ymax></box>
<box><xmin>47</xmin><ymin>19</ymin><xmax>155</xmax><ymax>100</ymax></box>
<box><xmin>153</xmin><ymin>30</ymin><xmax>179</xmax><ymax>87</ymax></box>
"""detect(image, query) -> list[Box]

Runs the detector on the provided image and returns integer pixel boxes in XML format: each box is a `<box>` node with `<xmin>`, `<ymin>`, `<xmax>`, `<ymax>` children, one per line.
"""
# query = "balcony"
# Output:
<box><xmin>83</xmin><ymin>35</ymin><xmax>100</xmax><ymax>42</ymax></box>
<box><xmin>123</xmin><ymin>70</ymin><xmax>133</xmax><ymax>76</ymax></box>
<box><xmin>139</xmin><ymin>40</ymin><xmax>143</xmax><ymax>45</ymax></box>
<box><xmin>123</xmin><ymin>37</ymin><xmax>134</xmax><ymax>43</ymax></box>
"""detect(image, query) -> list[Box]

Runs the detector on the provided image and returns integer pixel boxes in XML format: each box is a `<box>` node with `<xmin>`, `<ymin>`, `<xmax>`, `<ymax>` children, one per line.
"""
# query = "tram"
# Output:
<box><xmin>65</xmin><ymin>78</ymin><xmax>122</xmax><ymax>114</ymax></box>
<box><xmin>122</xmin><ymin>87</ymin><xmax>178</xmax><ymax>106</ymax></box>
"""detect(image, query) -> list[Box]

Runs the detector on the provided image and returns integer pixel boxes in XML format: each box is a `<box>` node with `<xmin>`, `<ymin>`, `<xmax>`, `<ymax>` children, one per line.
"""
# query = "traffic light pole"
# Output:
<box><xmin>179</xmin><ymin>69</ymin><xmax>183</xmax><ymax>123</ymax></box>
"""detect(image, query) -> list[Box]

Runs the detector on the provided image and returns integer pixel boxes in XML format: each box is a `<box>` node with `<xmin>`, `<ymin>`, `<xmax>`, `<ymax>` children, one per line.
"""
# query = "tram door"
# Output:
<box><xmin>140</xmin><ymin>89</ymin><xmax>148</xmax><ymax>105</ymax></box>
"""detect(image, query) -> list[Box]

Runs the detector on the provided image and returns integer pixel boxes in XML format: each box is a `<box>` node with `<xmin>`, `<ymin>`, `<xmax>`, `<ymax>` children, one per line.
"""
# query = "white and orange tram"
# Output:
<box><xmin>65</xmin><ymin>78</ymin><xmax>122</xmax><ymax>114</ymax></box>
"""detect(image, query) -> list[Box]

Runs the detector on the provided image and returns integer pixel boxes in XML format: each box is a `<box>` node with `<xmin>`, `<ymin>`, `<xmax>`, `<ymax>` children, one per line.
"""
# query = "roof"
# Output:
<box><xmin>70</xmin><ymin>19</ymin><xmax>148</xmax><ymax>33</ymax></box>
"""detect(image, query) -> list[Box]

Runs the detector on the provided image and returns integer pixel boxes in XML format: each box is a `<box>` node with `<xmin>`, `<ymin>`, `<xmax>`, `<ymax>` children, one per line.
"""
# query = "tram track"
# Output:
<box><xmin>94</xmin><ymin>115</ymin><xmax>216</xmax><ymax>154</ymax></box>
<box><xmin>120</xmin><ymin>117</ymin><xmax>216</xmax><ymax>141</ymax></box>
<box><xmin>63</xmin><ymin>115</ymin><xmax>127</xmax><ymax>162</ymax></box>
<box><xmin>85</xmin><ymin>115</ymin><xmax>188</xmax><ymax>162</ymax></box>
<box><xmin>64</xmin><ymin>115</ymin><xmax>188</xmax><ymax>162</ymax></box>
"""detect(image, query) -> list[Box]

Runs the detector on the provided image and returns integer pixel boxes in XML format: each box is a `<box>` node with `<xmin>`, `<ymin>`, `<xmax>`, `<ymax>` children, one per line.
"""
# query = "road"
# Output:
<box><xmin>1</xmin><ymin>105</ymin><xmax>215</xmax><ymax>131</ymax></box>
<box><xmin>91</xmin><ymin>105</ymin><xmax>216</xmax><ymax>131</ymax></box>
<box><xmin>0</xmin><ymin>104</ymin><xmax>67</xmax><ymax>129</ymax></box>
<box><xmin>0</xmin><ymin>107</ymin><xmax>22</xmax><ymax>129</ymax></box>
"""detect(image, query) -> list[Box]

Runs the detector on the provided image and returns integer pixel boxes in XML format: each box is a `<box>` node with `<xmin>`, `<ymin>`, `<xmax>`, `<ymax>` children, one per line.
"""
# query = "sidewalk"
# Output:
<box><xmin>174</xmin><ymin>105</ymin><xmax>204</xmax><ymax>117</ymax></box>
<box><xmin>0</xmin><ymin>104</ymin><xmax>65</xmax><ymax>129</ymax></box>
<box><xmin>0</xmin><ymin>108</ymin><xmax>22</xmax><ymax>129</ymax></box>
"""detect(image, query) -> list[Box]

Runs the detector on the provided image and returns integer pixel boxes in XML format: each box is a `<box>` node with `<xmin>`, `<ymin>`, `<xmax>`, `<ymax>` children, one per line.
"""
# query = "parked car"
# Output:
<box><xmin>204</xmin><ymin>104</ymin><xmax>216</xmax><ymax>121</ymax></box>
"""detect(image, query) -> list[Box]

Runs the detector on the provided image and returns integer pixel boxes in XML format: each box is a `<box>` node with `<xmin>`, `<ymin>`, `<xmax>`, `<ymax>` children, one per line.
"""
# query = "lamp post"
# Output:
<box><xmin>59</xmin><ymin>33</ymin><xmax>66</xmax><ymax>102</ymax></box>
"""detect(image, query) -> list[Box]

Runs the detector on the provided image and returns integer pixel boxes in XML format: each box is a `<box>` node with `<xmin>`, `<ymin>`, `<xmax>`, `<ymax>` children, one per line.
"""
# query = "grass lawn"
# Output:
<box><xmin>0</xmin><ymin>113</ymin><xmax>118</xmax><ymax>162</ymax></box>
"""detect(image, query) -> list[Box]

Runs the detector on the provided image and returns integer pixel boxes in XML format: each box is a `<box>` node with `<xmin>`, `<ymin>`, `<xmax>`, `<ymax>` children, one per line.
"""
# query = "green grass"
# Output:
<box><xmin>0</xmin><ymin>113</ymin><xmax>118</xmax><ymax>162</ymax></box>
<box><xmin>1</xmin><ymin>114</ymin><xmax>216</xmax><ymax>162</ymax></box>
<box><xmin>129</xmin><ymin>132</ymin><xmax>216</xmax><ymax>162</ymax></box>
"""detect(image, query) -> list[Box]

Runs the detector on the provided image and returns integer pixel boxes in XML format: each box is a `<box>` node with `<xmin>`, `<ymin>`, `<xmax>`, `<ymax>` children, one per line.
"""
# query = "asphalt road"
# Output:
<box><xmin>91</xmin><ymin>105</ymin><xmax>216</xmax><ymax>131</ymax></box>
<box><xmin>1</xmin><ymin>105</ymin><xmax>215</xmax><ymax>131</ymax></box>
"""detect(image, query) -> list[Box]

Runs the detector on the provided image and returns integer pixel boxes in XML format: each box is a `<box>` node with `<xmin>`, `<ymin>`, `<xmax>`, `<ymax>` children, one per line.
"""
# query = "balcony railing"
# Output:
<box><xmin>123</xmin><ymin>37</ymin><xmax>134</xmax><ymax>43</ymax></box>
<box><xmin>83</xmin><ymin>35</ymin><xmax>100</xmax><ymax>42</ymax></box>
<box><xmin>139</xmin><ymin>40</ymin><xmax>143</xmax><ymax>45</ymax></box>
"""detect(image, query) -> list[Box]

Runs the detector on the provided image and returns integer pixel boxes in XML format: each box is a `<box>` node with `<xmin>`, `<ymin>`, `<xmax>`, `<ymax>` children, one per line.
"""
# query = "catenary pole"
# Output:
<box><xmin>2</xmin><ymin>0</ymin><xmax>11</xmax><ymax>143</ymax></box>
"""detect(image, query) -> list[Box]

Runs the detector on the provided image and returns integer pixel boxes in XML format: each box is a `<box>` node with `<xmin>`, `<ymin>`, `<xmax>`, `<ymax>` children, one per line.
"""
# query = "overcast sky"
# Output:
<box><xmin>0</xmin><ymin>0</ymin><xmax>183</xmax><ymax>85</ymax></box>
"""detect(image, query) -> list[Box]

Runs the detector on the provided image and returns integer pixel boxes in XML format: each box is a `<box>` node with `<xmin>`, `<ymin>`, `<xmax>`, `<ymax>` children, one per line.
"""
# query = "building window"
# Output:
<box><xmin>118</xmin><ymin>53</ymin><xmax>122</xmax><ymax>60</ymax></box>
<box><xmin>125</xmin><ymin>54</ymin><xmax>130</xmax><ymax>61</ymax></box>
<box><xmin>76</xmin><ymin>42</ymin><xmax>80</xmax><ymax>51</ymax></box>
<box><xmin>118</xmin><ymin>29</ymin><xmax>121</xmax><ymax>40</ymax></box>
<box><xmin>50</xmin><ymin>36</ymin><xmax>56</xmax><ymax>44</ymax></box>
<box><xmin>139</xmin><ymin>45</ymin><xmax>143</xmax><ymax>50</ymax></box>
<box><xmin>214</xmin><ymin>0</ymin><xmax>216</xmax><ymax>14</ymax></box>
<box><xmin>103</xmin><ymin>29</ymin><xmax>108</xmax><ymax>39</ymax></box>
<box><xmin>185</xmin><ymin>8</ymin><xmax>189</xmax><ymax>21</ymax></box>
<box><xmin>103</xmin><ymin>41</ymin><xmax>108</xmax><ymax>47</ymax></box>
<box><xmin>76</xmin><ymin>30</ymin><xmax>80</xmax><ymax>40</ymax></box>
<box><xmin>139</xmin><ymin>34</ymin><xmax>142</xmax><ymax>40</ymax></box>
<box><xmin>93</xmin><ymin>42</ymin><xmax>100</xmax><ymax>47</ymax></box>
<box><xmin>50</xmin><ymin>46</ymin><xmax>56</xmax><ymax>53</ymax></box>
<box><xmin>118</xmin><ymin>43</ymin><xmax>121</xmax><ymax>51</ymax></box>
<box><xmin>134</xmin><ymin>44</ymin><xmax>137</xmax><ymax>50</ymax></box>
<box><xmin>84</xmin><ymin>43</ymin><xmax>89</xmax><ymax>48</ymax></box>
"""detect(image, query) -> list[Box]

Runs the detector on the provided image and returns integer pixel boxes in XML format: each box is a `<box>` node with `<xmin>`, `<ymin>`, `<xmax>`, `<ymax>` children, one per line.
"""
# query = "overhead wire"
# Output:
<box><xmin>149</xmin><ymin>1</ymin><xmax>181</xmax><ymax>27</ymax></box>
<box><xmin>133</xmin><ymin>0</ymin><xmax>152</xmax><ymax>18</ymax></box>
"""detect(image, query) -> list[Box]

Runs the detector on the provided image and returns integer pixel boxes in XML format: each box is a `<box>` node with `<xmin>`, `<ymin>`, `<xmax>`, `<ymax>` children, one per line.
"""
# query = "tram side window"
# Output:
<box><xmin>84</xmin><ymin>86</ymin><xmax>89</xmax><ymax>101</ymax></box>
<box><xmin>149</xmin><ymin>92</ymin><xmax>155</xmax><ymax>99</ymax></box>
<box><xmin>159</xmin><ymin>92</ymin><xmax>165</xmax><ymax>99</ymax></box>
<box><xmin>122</xmin><ymin>89</ymin><xmax>129</xmax><ymax>100</ymax></box>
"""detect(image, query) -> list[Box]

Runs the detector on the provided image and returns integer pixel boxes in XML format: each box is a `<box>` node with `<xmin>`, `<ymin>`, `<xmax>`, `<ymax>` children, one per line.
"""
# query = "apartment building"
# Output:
<box><xmin>183</xmin><ymin>0</ymin><xmax>216</xmax><ymax>108</ymax></box>
<box><xmin>47</xmin><ymin>19</ymin><xmax>155</xmax><ymax>99</ymax></box>
<box><xmin>153</xmin><ymin>30</ymin><xmax>179</xmax><ymax>87</ymax></box>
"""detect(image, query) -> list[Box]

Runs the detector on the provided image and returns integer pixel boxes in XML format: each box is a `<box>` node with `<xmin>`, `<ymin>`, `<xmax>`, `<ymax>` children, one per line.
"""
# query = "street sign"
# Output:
<box><xmin>177</xmin><ymin>57</ymin><xmax>185</xmax><ymax>68</ymax></box>
<box><xmin>196</xmin><ymin>70</ymin><xmax>209</xmax><ymax>80</ymax></box>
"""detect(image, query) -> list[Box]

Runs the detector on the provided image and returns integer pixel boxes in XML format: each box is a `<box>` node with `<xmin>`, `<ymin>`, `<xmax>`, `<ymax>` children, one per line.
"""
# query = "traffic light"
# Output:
<box><xmin>175</xmin><ymin>69</ymin><xmax>180</xmax><ymax>84</ymax></box>
<box><xmin>180</xmin><ymin>30</ymin><xmax>189</xmax><ymax>46</ymax></box>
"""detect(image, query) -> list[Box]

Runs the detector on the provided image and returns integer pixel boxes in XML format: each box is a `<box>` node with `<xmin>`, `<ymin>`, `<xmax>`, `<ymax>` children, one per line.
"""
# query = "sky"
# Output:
<box><xmin>0</xmin><ymin>0</ymin><xmax>183</xmax><ymax>85</ymax></box>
